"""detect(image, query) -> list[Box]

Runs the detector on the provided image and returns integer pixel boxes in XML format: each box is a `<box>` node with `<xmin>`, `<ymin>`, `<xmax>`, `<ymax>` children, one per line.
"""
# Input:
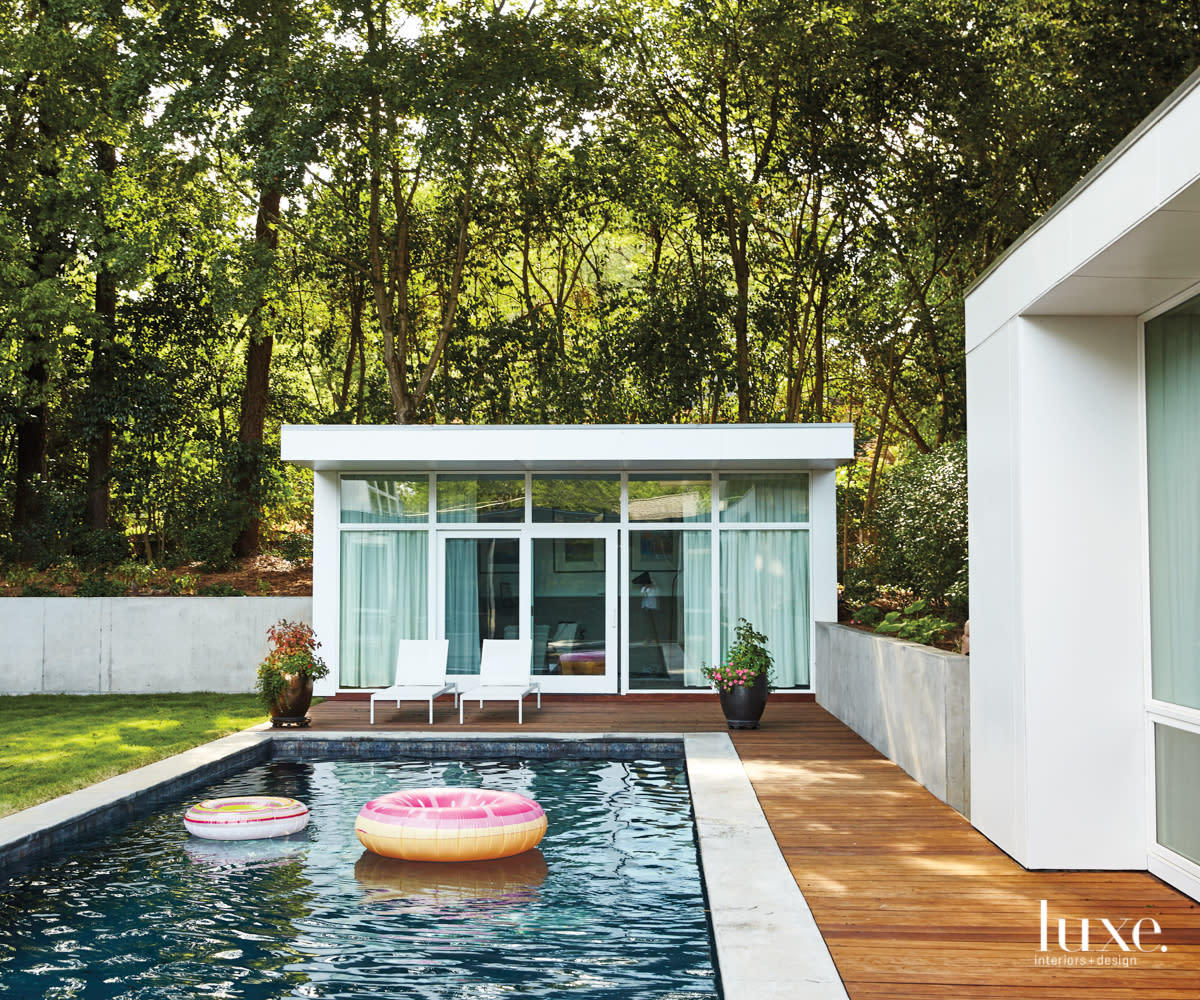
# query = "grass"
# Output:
<box><xmin>0</xmin><ymin>693</ymin><xmax>266</xmax><ymax>818</ymax></box>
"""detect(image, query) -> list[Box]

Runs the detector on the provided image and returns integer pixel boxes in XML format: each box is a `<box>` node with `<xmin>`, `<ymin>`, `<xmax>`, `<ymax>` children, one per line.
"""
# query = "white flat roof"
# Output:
<box><xmin>281</xmin><ymin>423</ymin><xmax>855</xmax><ymax>472</ymax></box>
<box><xmin>966</xmin><ymin>66</ymin><xmax>1200</xmax><ymax>346</ymax></box>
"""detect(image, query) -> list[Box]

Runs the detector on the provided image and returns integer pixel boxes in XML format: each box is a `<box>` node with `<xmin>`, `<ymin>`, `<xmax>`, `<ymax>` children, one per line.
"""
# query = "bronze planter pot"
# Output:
<box><xmin>269</xmin><ymin>673</ymin><xmax>314</xmax><ymax>728</ymax></box>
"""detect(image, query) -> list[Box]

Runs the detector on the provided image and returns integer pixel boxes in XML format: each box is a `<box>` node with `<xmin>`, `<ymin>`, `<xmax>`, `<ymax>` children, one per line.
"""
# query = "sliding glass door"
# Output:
<box><xmin>443</xmin><ymin>535</ymin><xmax>520</xmax><ymax>675</ymax></box>
<box><xmin>441</xmin><ymin>529</ymin><xmax>618</xmax><ymax>691</ymax></box>
<box><xmin>531</xmin><ymin>531</ymin><xmax>617</xmax><ymax>693</ymax></box>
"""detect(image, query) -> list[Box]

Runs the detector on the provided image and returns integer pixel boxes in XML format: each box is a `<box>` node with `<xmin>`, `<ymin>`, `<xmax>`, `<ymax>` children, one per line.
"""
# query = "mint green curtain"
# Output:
<box><xmin>445</xmin><ymin>537</ymin><xmax>481</xmax><ymax>675</ymax></box>
<box><xmin>1146</xmin><ymin>310</ymin><xmax>1200</xmax><ymax>710</ymax></box>
<box><xmin>720</xmin><ymin>530</ymin><xmax>809</xmax><ymax>687</ymax></box>
<box><xmin>681</xmin><ymin>531</ymin><xmax>713</xmax><ymax>687</ymax></box>
<box><xmin>339</xmin><ymin>532</ymin><xmax>428</xmax><ymax>687</ymax></box>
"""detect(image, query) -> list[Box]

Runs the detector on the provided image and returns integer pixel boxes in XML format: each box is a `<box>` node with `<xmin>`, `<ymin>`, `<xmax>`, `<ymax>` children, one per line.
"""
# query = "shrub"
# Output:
<box><xmin>20</xmin><ymin>583</ymin><xmax>60</xmax><ymax>597</ymax></box>
<box><xmin>76</xmin><ymin>573</ymin><xmax>127</xmax><ymax>597</ymax></box>
<box><xmin>76</xmin><ymin>529</ymin><xmax>130</xmax><ymax>569</ymax></box>
<box><xmin>198</xmin><ymin>582</ymin><xmax>246</xmax><ymax>597</ymax></box>
<box><xmin>873</xmin><ymin>599</ymin><xmax>956</xmax><ymax>646</ymax></box>
<box><xmin>870</xmin><ymin>440</ymin><xmax>968</xmax><ymax>613</ymax></box>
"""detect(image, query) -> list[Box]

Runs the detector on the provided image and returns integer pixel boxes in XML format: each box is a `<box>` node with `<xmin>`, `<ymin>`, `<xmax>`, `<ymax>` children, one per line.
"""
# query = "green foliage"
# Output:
<box><xmin>2</xmin><ymin>0</ymin><xmax>1200</xmax><ymax>575</ymax></box>
<box><xmin>255</xmin><ymin>619</ymin><xmax>329</xmax><ymax>710</ymax></box>
<box><xmin>870</xmin><ymin>441</ymin><xmax>968</xmax><ymax>612</ymax></box>
<box><xmin>702</xmin><ymin>618</ymin><xmax>774</xmax><ymax>693</ymax></box>
<box><xmin>75</xmin><ymin>573</ymin><xmax>126</xmax><ymax>597</ymax></box>
<box><xmin>20</xmin><ymin>583</ymin><xmax>59</xmax><ymax>597</ymax></box>
<box><xmin>873</xmin><ymin>600</ymin><xmax>956</xmax><ymax>647</ymax></box>
<box><xmin>198</xmin><ymin>582</ymin><xmax>246</xmax><ymax>597</ymax></box>
<box><xmin>76</xmin><ymin>530</ymin><xmax>130</xmax><ymax>570</ymax></box>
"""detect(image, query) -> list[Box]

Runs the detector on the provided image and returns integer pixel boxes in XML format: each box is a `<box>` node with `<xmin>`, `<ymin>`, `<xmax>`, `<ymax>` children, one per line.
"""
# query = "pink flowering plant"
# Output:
<box><xmin>701</xmin><ymin>618</ymin><xmax>774</xmax><ymax>693</ymax></box>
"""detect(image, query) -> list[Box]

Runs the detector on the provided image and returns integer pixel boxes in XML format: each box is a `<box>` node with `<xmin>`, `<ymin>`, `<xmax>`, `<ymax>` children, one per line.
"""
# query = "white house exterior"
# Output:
<box><xmin>282</xmin><ymin>423</ymin><xmax>853</xmax><ymax>701</ymax></box>
<box><xmin>965</xmin><ymin>67</ymin><xmax>1200</xmax><ymax>901</ymax></box>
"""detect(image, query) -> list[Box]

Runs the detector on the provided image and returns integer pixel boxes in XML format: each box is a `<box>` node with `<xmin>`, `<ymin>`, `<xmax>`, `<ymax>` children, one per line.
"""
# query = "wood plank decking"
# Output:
<box><xmin>306</xmin><ymin>695</ymin><xmax>1200</xmax><ymax>997</ymax></box>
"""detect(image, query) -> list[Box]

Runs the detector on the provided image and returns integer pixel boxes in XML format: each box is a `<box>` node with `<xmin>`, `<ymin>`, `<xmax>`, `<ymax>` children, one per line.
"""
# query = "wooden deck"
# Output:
<box><xmin>307</xmin><ymin>695</ymin><xmax>1200</xmax><ymax>997</ymax></box>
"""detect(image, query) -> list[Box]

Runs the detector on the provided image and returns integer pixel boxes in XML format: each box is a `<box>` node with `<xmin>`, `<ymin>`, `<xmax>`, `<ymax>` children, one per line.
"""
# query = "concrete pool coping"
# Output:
<box><xmin>0</xmin><ymin>728</ymin><xmax>847</xmax><ymax>1000</ymax></box>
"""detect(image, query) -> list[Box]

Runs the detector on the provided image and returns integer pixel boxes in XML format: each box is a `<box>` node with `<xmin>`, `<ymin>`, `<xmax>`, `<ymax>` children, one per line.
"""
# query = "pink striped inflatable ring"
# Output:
<box><xmin>355</xmin><ymin>788</ymin><xmax>547</xmax><ymax>862</ymax></box>
<box><xmin>184</xmin><ymin>796</ymin><xmax>310</xmax><ymax>840</ymax></box>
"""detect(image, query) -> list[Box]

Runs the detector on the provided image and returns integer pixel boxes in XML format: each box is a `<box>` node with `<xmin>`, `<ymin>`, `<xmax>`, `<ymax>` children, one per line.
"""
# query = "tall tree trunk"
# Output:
<box><xmin>86</xmin><ymin>138</ymin><xmax>118</xmax><ymax>531</ymax></box>
<box><xmin>232</xmin><ymin>186</ymin><xmax>281</xmax><ymax>558</ymax></box>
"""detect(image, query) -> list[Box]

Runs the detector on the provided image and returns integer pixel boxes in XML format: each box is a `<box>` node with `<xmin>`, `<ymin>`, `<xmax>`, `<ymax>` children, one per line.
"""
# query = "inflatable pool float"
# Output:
<box><xmin>355</xmin><ymin>788</ymin><xmax>546</xmax><ymax>862</ymax></box>
<box><xmin>183</xmin><ymin>796</ymin><xmax>310</xmax><ymax>840</ymax></box>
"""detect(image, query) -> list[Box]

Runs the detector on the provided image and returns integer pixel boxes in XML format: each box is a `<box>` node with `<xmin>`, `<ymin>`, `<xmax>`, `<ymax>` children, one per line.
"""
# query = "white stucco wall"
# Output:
<box><xmin>968</xmin><ymin>315</ymin><xmax>1147</xmax><ymax>869</ymax></box>
<box><xmin>0</xmin><ymin>597</ymin><xmax>313</xmax><ymax>695</ymax></box>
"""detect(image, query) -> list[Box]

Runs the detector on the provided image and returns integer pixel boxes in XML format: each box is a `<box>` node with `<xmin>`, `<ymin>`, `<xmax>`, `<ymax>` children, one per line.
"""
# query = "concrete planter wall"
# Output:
<box><xmin>0</xmin><ymin>597</ymin><xmax>313</xmax><ymax>695</ymax></box>
<box><xmin>816</xmin><ymin>622</ymin><xmax>970</xmax><ymax>817</ymax></box>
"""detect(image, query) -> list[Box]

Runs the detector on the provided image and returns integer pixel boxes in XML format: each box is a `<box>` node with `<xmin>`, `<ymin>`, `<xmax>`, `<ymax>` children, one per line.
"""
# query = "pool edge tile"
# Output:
<box><xmin>685</xmin><ymin>732</ymin><xmax>849</xmax><ymax>1000</ymax></box>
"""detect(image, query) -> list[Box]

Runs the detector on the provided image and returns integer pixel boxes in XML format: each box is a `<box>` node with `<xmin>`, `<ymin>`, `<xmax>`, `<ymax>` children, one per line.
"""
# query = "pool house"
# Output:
<box><xmin>282</xmin><ymin>423</ymin><xmax>853</xmax><ymax>699</ymax></box>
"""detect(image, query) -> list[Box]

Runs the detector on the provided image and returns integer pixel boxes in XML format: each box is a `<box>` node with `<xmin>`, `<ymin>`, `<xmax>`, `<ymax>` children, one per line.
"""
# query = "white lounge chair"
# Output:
<box><xmin>369</xmin><ymin>639</ymin><xmax>455</xmax><ymax>725</ymax></box>
<box><xmin>458</xmin><ymin>639</ymin><xmax>541</xmax><ymax>724</ymax></box>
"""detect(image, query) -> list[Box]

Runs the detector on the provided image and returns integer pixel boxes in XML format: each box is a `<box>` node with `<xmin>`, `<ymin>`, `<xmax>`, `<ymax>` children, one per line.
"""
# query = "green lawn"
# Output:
<box><xmin>0</xmin><ymin>694</ymin><xmax>266</xmax><ymax>818</ymax></box>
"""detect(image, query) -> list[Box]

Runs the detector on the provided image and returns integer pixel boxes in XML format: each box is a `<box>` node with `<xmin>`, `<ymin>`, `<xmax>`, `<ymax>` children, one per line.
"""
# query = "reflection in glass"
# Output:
<box><xmin>340</xmin><ymin>532</ymin><xmax>428</xmax><ymax>686</ymax></box>
<box><xmin>719</xmin><ymin>473</ymin><xmax>809</xmax><ymax>523</ymax></box>
<box><xmin>628</xmin><ymin>476</ymin><xmax>711</xmax><ymax>523</ymax></box>
<box><xmin>341</xmin><ymin>476</ymin><xmax>429</xmax><ymax>523</ymax></box>
<box><xmin>437</xmin><ymin>476</ymin><xmax>525</xmax><ymax>523</ymax></box>
<box><xmin>532</xmin><ymin>538</ymin><xmax>606</xmax><ymax>677</ymax></box>
<box><xmin>531</xmin><ymin>475</ymin><xmax>619</xmax><ymax>522</ymax></box>
<box><xmin>445</xmin><ymin>537</ymin><xmax>520</xmax><ymax>674</ymax></box>
<box><xmin>628</xmin><ymin>531</ymin><xmax>711</xmax><ymax>689</ymax></box>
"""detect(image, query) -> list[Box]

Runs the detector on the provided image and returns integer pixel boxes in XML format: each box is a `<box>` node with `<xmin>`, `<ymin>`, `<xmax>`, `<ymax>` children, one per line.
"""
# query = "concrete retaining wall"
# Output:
<box><xmin>816</xmin><ymin>622</ymin><xmax>970</xmax><ymax>817</ymax></box>
<box><xmin>0</xmin><ymin>597</ymin><xmax>313</xmax><ymax>695</ymax></box>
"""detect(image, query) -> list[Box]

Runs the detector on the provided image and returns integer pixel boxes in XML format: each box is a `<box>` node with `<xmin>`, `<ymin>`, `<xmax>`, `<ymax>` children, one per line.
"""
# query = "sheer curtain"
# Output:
<box><xmin>445</xmin><ymin>538</ymin><xmax>481</xmax><ymax>675</ymax></box>
<box><xmin>1146</xmin><ymin>310</ymin><xmax>1200</xmax><ymax>710</ymax></box>
<box><xmin>680</xmin><ymin>531</ymin><xmax>712</xmax><ymax>686</ymax></box>
<box><xmin>339</xmin><ymin>532</ymin><xmax>427</xmax><ymax>687</ymax></box>
<box><xmin>720</xmin><ymin>474</ymin><xmax>808</xmax><ymax>523</ymax></box>
<box><xmin>719</xmin><ymin>530</ymin><xmax>809</xmax><ymax>687</ymax></box>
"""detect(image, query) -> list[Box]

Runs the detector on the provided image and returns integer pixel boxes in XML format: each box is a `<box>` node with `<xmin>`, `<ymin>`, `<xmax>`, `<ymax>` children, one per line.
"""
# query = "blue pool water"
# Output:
<box><xmin>0</xmin><ymin>757</ymin><xmax>718</xmax><ymax>998</ymax></box>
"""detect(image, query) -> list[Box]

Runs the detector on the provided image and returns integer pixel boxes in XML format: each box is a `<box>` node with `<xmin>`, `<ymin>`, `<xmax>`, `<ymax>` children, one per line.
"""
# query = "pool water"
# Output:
<box><xmin>0</xmin><ymin>757</ymin><xmax>718</xmax><ymax>999</ymax></box>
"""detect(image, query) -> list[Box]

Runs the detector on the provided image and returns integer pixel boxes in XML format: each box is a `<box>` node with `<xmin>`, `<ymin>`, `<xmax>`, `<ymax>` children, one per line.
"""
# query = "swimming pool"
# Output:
<box><xmin>0</xmin><ymin>755</ymin><xmax>718</xmax><ymax>998</ymax></box>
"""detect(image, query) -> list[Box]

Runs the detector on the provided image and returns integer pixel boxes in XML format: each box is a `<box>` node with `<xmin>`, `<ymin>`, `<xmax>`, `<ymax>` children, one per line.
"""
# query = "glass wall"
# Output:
<box><xmin>1146</xmin><ymin>305</ymin><xmax>1200</xmax><ymax>710</ymax></box>
<box><xmin>1155</xmin><ymin>724</ymin><xmax>1200</xmax><ymax>866</ymax></box>
<box><xmin>337</xmin><ymin>470</ymin><xmax>811</xmax><ymax>690</ymax></box>
<box><xmin>720</xmin><ymin>530</ymin><xmax>810</xmax><ymax>687</ymax></box>
<box><xmin>627</xmin><ymin>530</ymin><xmax>711</xmax><ymax>689</ymax></box>
<box><xmin>339</xmin><ymin>531</ymin><xmax>427</xmax><ymax>686</ymax></box>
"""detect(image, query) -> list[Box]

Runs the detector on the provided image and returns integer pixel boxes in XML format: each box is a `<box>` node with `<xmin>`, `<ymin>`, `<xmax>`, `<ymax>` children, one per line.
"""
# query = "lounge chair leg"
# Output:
<box><xmin>370</xmin><ymin>700</ymin><xmax>375</xmax><ymax>725</ymax></box>
<box><xmin>518</xmin><ymin>697</ymin><xmax>522</xmax><ymax>725</ymax></box>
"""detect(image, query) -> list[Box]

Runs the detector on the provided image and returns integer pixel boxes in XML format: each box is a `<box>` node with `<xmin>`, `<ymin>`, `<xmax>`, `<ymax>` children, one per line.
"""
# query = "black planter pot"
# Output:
<box><xmin>718</xmin><ymin>674</ymin><xmax>768</xmax><ymax>730</ymax></box>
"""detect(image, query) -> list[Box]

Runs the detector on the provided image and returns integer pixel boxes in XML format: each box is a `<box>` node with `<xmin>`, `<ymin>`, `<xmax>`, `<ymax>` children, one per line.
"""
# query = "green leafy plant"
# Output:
<box><xmin>702</xmin><ymin>618</ymin><xmax>774</xmax><ymax>693</ymax></box>
<box><xmin>20</xmin><ymin>583</ymin><xmax>60</xmax><ymax>598</ymax></box>
<box><xmin>256</xmin><ymin>578</ymin><xmax>272</xmax><ymax>595</ymax></box>
<box><xmin>849</xmin><ymin>604</ymin><xmax>881</xmax><ymax>627</ymax></box>
<box><xmin>198</xmin><ymin>582</ymin><xmax>246</xmax><ymax>597</ymax></box>
<box><xmin>75</xmin><ymin>573</ymin><xmax>126</xmax><ymax>597</ymax></box>
<box><xmin>873</xmin><ymin>599</ymin><xmax>955</xmax><ymax>646</ymax></box>
<box><xmin>255</xmin><ymin>619</ymin><xmax>329</xmax><ymax>710</ymax></box>
<box><xmin>169</xmin><ymin>573</ymin><xmax>198</xmax><ymax>596</ymax></box>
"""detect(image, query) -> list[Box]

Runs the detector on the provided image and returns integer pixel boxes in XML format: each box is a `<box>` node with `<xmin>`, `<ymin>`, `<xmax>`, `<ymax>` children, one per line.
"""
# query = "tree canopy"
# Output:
<box><xmin>3</xmin><ymin>0</ymin><xmax>1199</xmax><ymax>580</ymax></box>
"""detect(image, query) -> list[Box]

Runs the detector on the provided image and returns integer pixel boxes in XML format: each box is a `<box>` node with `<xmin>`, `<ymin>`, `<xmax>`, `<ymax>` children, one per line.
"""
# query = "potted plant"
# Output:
<box><xmin>702</xmin><ymin>618</ymin><xmax>774</xmax><ymax>730</ymax></box>
<box><xmin>256</xmin><ymin>619</ymin><xmax>329</xmax><ymax>728</ymax></box>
